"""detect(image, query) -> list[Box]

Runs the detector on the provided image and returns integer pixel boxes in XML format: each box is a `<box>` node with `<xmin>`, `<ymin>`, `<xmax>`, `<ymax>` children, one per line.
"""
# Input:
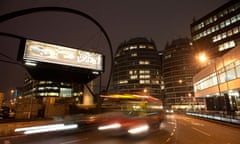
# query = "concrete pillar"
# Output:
<box><xmin>83</xmin><ymin>84</ymin><xmax>94</xmax><ymax>105</ymax></box>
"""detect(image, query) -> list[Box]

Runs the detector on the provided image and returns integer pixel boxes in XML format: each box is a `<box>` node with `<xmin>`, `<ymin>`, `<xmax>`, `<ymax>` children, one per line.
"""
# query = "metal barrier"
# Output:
<box><xmin>186</xmin><ymin>111</ymin><xmax>240</xmax><ymax>125</ymax></box>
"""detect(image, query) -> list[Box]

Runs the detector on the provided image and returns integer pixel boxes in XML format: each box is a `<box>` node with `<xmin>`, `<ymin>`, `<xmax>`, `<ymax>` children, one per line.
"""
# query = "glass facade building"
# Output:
<box><xmin>193</xmin><ymin>46</ymin><xmax>240</xmax><ymax>112</ymax></box>
<box><xmin>23</xmin><ymin>77</ymin><xmax>85</xmax><ymax>104</ymax></box>
<box><xmin>163</xmin><ymin>38</ymin><xmax>198</xmax><ymax>109</ymax></box>
<box><xmin>23</xmin><ymin>79</ymin><xmax>84</xmax><ymax>98</ymax></box>
<box><xmin>191</xmin><ymin>0</ymin><xmax>240</xmax><ymax>59</ymax></box>
<box><xmin>109</xmin><ymin>37</ymin><xmax>162</xmax><ymax>99</ymax></box>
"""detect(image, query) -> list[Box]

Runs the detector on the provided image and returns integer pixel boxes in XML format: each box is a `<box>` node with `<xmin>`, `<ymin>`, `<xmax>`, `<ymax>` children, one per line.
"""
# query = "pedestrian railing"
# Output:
<box><xmin>186</xmin><ymin>111</ymin><xmax>240</xmax><ymax>125</ymax></box>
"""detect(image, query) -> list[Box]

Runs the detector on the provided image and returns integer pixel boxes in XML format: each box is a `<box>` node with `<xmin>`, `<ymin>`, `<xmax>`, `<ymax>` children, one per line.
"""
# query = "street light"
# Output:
<box><xmin>197</xmin><ymin>52</ymin><xmax>208</xmax><ymax>63</ymax></box>
<box><xmin>196</xmin><ymin>52</ymin><xmax>209</xmax><ymax>69</ymax></box>
<box><xmin>196</xmin><ymin>53</ymin><xmax>221</xmax><ymax>96</ymax></box>
<box><xmin>10</xmin><ymin>89</ymin><xmax>14</xmax><ymax>97</ymax></box>
<box><xmin>196</xmin><ymin>52</ymin><xmax>231</xmax><ymax>114</ymax></box>
<box><xmin>178</xmin><ymin>79</ymin><xmax>183</xmax><ymax>84</ymax></box>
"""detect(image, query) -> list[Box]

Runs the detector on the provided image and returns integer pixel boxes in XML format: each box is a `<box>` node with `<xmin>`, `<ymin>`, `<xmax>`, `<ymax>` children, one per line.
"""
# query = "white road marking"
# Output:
<box><xmin>191</xmin><ymin>122</ymin><xmax>204</xmax><ymax>126</ymax></box>
<box><xmin>60</xmin><ymin>138</ymin><xmax>88</xmax><ymax>144</ymax></box>
<box><xmin>192</xmin><ymin>127</ymin><xmax>211</xmax><ymax>137</ymax></box>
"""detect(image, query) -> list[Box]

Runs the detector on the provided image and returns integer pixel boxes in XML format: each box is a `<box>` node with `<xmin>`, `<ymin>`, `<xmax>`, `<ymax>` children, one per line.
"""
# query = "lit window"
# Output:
<box><xmin>139</xmin><ymin>70</ymin><xmax>150</xmax><ymax>74</ymax></box>
<box><xmin>217</xmin><ymin>34</ymin><xmax>221</xmax><ymax>41</ymax></box>
<box><xmin>139</xmin><ymin>45</ymin><xmax>146</xmax><ymax>48</ymax></box>
<box><xmin>237</xmin><ymin>14</ymin><xmax>240</xmax><ymax>21</ymax></box>
<box><xmin>139</xmin><ymin>80</ymin><xmax>150</xmax><ymax>84</ymax></box>
<box><xmin>222</xmin><ymin>32</ymin><xmax>227</xmax><ymax>39</ymax></box>
<box><xmin>233</xmin><ymin>27</ymin><xmax>239</xmax><ymax>34</ymax></box>
<box><xmin>119</xmin><ymin>80</ymin><xmax>128</xmax><ymax>84</ymax></box>
<box><xmin>116</xmin><ymin>53</ymin><xmax>120</xmax><ymax>57</ymax></box>
<box><xmin>60</xmin><ymin>88</ymin><xmax>72</xmax><ymax>97</ymax></box>
<box><xmin>130</xmin><ymin>75</ymin><xmax>138</xmax><ymax>79</ymax></box>
<box><xmin>203</xmin><ymin>31</ymin><xmax>207</xmax><ymax>36</ymax></box>
<box><xmin>213</xmin><ymin>15</ymin><xmax>217</xmax><ymax>21</ymax></box>
<box><xmin>219</xmin><ymin>12</ymin><xmax>224</xmax><ymax>17</ymax></box>
<box><xmin>161</xmin><ymin>85</ymin><xmax>165</xmax><ymax>90</ymax></box>
<box><xmin>39</xmin><ymin>93</ymin><xmax>45</xmax><ymax>96</ymax></box>
<box><xmin>229</xmin><ymin>40</ymin><xmax>236</xmax><ymax>47</ymax></box>
<box><xmin>231</xmin><ymin>16</ymin><xmax>237</xmax><ymax>23</ymax></box>
<box><xmin>148</xmin><ymin>45</ymin><xmax>154</xmax><ymax>49</ymax></box>
<box><xmin>164</xmin><ymin>54</ymin><xmax>171</xmax><ymax>59</ymax></box>
<box><xmin>224</xmin><ymin>9</ymin><xmax>228</xmax><ymax>15</ymax></box>
<box><xmin>139</xmin><ymin>75</ymin><xmax>150</xmax><ymax>79</ymax></box>
<box><xmin>139</xmin><ymin>60</ymin><xmax>149</xmax><ymax>65</ymax></box>
<box><xmin>218</xmin><ymin>41</ymin><xmax>235</xmax><ymax>52</ymax></box>
<box><xmin>227</xmin><ymin>30</ymin><xmax>233</xmax><ymax>36</ymax></box>
<box><xmin>205</xmin><ymin>19</ymin><xmax>209</xmax><ymax>25</ymax></box>
<box><xmin>220</xmin><ymin>22</ymin><xmax>225</xmax><ymax>28</ymax></box>
<box><xmin>131</xmin><ymin>53</ymin><xmax>137</xmax><ymax>57</ymax></box>
<box><xmin>200</xmin><ymin>22</ymin><xmax>204</xmax><ymax>28</ymax></box>
<box><xmin>38</xmin><ymin>87</ymin><xmax>44</xmax><ymax>90</ymax></box>
<box><xmin>219</xmin><ymin>71</ymin><xmax>226</xmax><ymax>83</ymax></box>
<box><xmin>225</xmin><ymin>19</ymin><xmax>231</xmax><ymax>26</ymax></box>
<box><xmin>49</xmin><ymin>92</ymin><xmax>59</xmax><ymax>96</ymax></box>
<box><xmin>129</xmin><ymin>70</ymin><xmax>133</xmax><ymax>75</ymax></box>
<box><xmin>236</xmin><ymin>60</ymin><xmax>240</xmax><ymax>77</ymax></box>
<box><xmin>39</xmin><ymin>81</ymin><xmax>45</xmax><ymax>84</ymax></box>
<box><xmin>130</xmin><ymin>45</ymin><xmax>137</xmax><ymax>50</ymax></box>
<box><xmin>207</xmin><ymin>28</ymin><xmax>211</xmax><ymax>34</ymax></box>
<box><xmin>225</xmin><ymin>63</ymin><xmax>236</xmax><ymax>81</ymax></box>
<box><xmin>211</xmin><ymin>27</ymin><xmax>215</xmax><ymax>33</ymax></box>
<box><xmin>212</xmin><ymin>36</ymin><xmax>217</xmax><ymax>42</ymax></box>
<box><xmin>123</xmin><ymin>47</ymin><xmax>129</xmax><ymax>51</ymax></box>
<box><xmin>215</xmin><ymin>25</ymin><xmax>219</xmax><ymax>31</ymax></box>
<box><xmin>152</xmin><ymin>80</ymin><xmax>159</xmax><ymax>84</ymax></box>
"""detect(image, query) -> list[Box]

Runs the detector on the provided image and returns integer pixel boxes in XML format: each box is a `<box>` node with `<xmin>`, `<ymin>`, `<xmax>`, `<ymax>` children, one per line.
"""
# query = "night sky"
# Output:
<box><xmin>0</xmin><ymin>0</ymin><xmax>228</xmax><ymax>97</ymax></box>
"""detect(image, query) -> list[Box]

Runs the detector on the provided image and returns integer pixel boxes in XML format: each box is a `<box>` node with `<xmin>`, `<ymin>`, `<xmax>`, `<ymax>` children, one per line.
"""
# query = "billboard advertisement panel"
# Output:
<box><xmin>22</xmin><ymin>39</ymin><xmax>104</xmax><ymax>71</ymax></box>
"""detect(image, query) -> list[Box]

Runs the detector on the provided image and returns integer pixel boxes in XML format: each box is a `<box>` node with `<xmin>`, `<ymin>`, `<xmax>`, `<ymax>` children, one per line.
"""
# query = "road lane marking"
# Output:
<box><xmin>167</xmin><ymin>122</ymin><xmax>176</xmax><ymax>125</ymax></box>
<box><xmin>191</xmin><ymin>122</ymin><xmax>204</xmax><ymax>126</ymax></box>
<box><xmin>60</xmin><ymin>138</ymin><xmax>88</xmax><ymax>144</ymax></box>
<box><xmin>192</xmin><ymin>127</ymin><xmax>211</xmax><ymax>137</ymax></box>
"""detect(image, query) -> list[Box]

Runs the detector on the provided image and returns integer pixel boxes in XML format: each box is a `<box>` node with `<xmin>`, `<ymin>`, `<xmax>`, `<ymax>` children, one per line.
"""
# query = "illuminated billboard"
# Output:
<box><xmin>22</xmin><ymin>39</ymin><xmax>104</xmax><ymax>71</ymax></box>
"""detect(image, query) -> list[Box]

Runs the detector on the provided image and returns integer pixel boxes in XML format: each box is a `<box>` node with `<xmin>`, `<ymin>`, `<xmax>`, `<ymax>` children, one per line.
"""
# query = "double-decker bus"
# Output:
<box><xmin>100</xmin><ymin>92</ymin><xmax>164</xmax><ymax>114</ymax></box>
<box><xmin>93</xmin><ymin>92</ymin><xmax>165</xmax><ymax>136</ymax></box>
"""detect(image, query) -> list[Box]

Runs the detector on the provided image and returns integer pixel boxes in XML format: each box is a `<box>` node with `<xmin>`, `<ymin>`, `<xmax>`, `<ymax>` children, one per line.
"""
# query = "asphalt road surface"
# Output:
<box><xmin>1</xmin><ymin>114</ymin><xmax>239</xmax><ymax>144</ymax></box>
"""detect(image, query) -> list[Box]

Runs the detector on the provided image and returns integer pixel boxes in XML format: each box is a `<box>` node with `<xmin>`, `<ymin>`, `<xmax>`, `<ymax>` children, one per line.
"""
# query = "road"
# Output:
<box><xmin>1</xmin><ymin>114</ymin><xmax>239</xmax><ymax>144</ymax></box>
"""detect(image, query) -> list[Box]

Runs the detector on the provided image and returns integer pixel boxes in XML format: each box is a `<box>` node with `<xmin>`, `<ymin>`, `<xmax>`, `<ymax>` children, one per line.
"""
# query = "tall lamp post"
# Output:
<box><xmin>196</xmin><ymin>52</ymin><xmax>230</xmax><ymax>114</ymax></box>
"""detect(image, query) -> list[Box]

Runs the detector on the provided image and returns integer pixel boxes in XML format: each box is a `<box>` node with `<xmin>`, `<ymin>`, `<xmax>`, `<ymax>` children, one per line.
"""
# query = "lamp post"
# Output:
<box><xmin>196</xmin><ymin>52</ymin><xmax>230</xmax><ymax>114</ymax></box>
<box><xmin>10</xmin><ymin>89</ymin><xmax>14</xmax><ymax>99</ymax></box>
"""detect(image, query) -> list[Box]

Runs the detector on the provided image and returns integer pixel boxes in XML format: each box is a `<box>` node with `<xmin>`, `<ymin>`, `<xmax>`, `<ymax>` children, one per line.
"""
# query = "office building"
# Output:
<box><xmin>191</xmin><ymin>0</ymin><xmax>240</xmax><ymax>59</ymax></box>
<box><xmin>110</xmin><ymin>37</ymin><xmax>162</xmax><ymax>99</ymax></box>
<box><xmin>163</xmin><ymin>38</ymin><xmax>198</xmax><ymax>109</ymax></box>
<box><xmin>193</xmin><ymin>46</ymin><xmax>240</xmax><ymax>112</ymax></box>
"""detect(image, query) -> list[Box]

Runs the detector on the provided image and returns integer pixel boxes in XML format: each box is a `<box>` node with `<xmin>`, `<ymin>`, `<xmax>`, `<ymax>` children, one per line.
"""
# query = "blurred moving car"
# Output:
<box><xmin>87</xmin><ymin>92</ymin><xmax>165</xmax><ymax>137</ymax></box>
<box><xmin>165</xmin><ymin>109</ymin><xmax>174</xmax><ymax>114</ymax></box>
<box><xmin>95</xmin><ymin>111</ymin><xmax>164</xmax><ymax>136</ymax></box>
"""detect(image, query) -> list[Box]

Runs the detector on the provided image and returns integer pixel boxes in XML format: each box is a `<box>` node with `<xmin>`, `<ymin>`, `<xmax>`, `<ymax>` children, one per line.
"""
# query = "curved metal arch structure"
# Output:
<box><xmin>0</xmin><ymin>7</ymin><xmax>113</xmax><ymax>91</ymax></box>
